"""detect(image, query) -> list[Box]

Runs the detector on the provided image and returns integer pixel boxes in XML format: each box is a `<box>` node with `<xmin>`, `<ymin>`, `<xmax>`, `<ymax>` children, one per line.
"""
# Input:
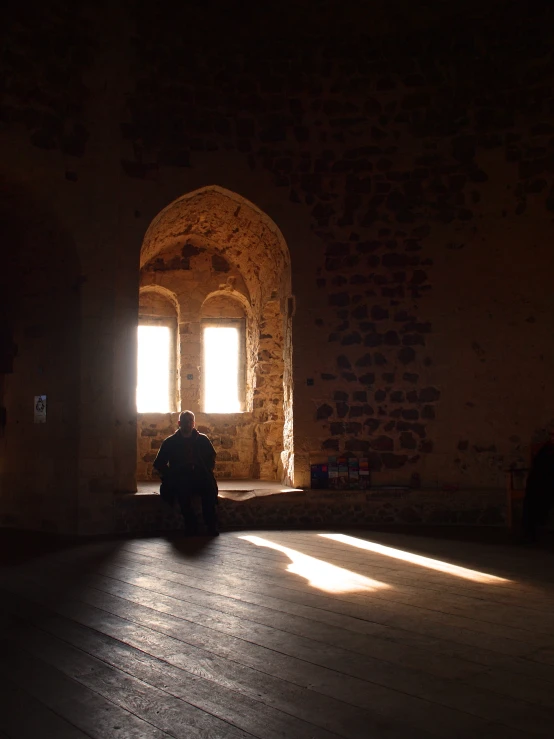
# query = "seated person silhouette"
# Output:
<box><xmin>154</xmin><ymin>410</ymin><xmax>219</xmax><ymax>536</ymax></box>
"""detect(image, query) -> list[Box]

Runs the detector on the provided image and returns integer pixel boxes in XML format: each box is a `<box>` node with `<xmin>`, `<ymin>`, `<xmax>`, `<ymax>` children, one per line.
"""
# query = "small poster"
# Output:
<box><xmin>34</xmin><ymin>395</ymin><xmax>47</xmax><ymax>424</ymax></box>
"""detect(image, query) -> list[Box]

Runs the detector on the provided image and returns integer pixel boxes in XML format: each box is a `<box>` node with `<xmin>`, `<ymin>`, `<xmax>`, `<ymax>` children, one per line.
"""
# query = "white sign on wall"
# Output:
<box><xmin>34</xmin><ymin>395</ymin><xmax>47</xmax><ymax>423</ymax></box>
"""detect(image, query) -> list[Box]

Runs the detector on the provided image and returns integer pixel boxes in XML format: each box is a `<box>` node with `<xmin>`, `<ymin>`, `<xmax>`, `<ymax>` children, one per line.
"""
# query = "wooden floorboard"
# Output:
<box><xmin>128</xmin><ymin>532</ymin><xmax>554</xmax><ymax>609</ymax></box>
<box><xmin>2</xmin><ymin>588</ymin><xmax>441</xmax><ymax>739</ymax></box>
<box><xmin>1</xmin><ymin>627</ymin><xmax>266</xmax><ymax>739</ymax></box>
<box><xmin>2</xmin><ymin>530</ymin><xmax>554</xmax><ymax>738</ymax></box>
<box><xmin>120</xmin><ymin>534</ymin><xmax>553</xmax><ymax>615</ymax></box>
<box><xmin>102</xmin><ymin>547</ymin><xmax>545</xmax><ymax>652</ymax></box>
<box><xmin>10</xmin><ymin>617</ymin><xmax>345</xmax><ymax>739</ymax></box>
<box><xmin>95</xmin><ymin>555</ymin><xmax>554</xmax><ymax>682</ymax></box>
<box><xmin>114</xmin><ymin>541</ymin><xmax>553</xmax><ymax>639</ymax></box>
<box><xmin>107</xmin><ymin>545</ymin><xmax>552</xmax><ymax>657</ymax></box>
<box><xmin>0</xmin><ymin>642</ymin><xmax>175</xmax><ymax>738</ymax></box>
<box><xmin>0</xmin><ymin>675</ymin><xmax>91</xmax><ymax>739</ymax></box>
<box><xmin>225</xmin><ymin>530</ymin><xmax>554</xmax><ymax>598</ymax></box>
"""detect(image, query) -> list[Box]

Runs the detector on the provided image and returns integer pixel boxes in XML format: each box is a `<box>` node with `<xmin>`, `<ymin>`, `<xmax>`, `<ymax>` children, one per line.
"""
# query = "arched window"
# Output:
<box><xmin>137</xmin><ymin>186</ymin><xmax>293</xmax><ymax>484</ymax></box>
<box><xmin>137</xmin><ymin>289</ymin><xmax>178</xmax><ymax>413</ymax></box>
<box><xmin>201</xmin><ymin>294</ymin><xmax>247</xmax><ymax>413</ymax></box>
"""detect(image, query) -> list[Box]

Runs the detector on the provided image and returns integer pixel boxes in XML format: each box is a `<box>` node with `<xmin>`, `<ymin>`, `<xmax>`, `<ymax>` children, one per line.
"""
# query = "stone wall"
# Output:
<box><xmin>114</xmin><ymin>487</ymin><xmax>507</xmax><ymax>535</ymax></box>
<box><xmin>138</xmin><ymin>413</ymin><xmax>255</xmax><ymax>481</ymax></box>
<box><xmin>120</xmin><ymin>0</ymin><xmax>554</xmax><ymax>490</ymax></box>
<box><xmin>0</xmin><ymin>181</ymin><xmax>82</xmax><ymax>533</ymax></box>
<box><xmin>1</xmin><ymin>0</ymin><xmax>554</xmax><ymax>533</ymax></box>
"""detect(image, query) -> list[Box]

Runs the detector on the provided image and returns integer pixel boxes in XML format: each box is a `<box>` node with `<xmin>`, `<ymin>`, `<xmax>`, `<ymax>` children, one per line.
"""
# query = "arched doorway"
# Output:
<box><xmin>136</xmin><ymin>186</ymin><xmax>294</xmax><ymax>484</ymax></box>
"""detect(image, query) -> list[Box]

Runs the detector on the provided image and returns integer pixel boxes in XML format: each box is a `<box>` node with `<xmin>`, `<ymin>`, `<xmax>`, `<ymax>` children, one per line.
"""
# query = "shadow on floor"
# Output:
<box><xmin>0</xmin><ymin>529</ymin><xmax>81</xmax><ymax>566</ymax></box>
<box><xmin>164</xmin><ymin>532</ymin><xmax>220</xmax><ymax>558</ymax></box>
<box><xmin>2</xmin><ymin>524</ymin><xmax>553</xmax><ymax>575</ymax></box>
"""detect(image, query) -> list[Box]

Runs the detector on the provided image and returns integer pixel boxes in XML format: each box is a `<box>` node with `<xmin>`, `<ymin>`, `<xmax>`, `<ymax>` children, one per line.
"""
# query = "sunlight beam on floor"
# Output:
<box><xmin>320</xmin><ymin>534</ymin><xmax>509</xmax><ymax>583</ymax></box>
<box><xmin>239</xmin><ymin>535</ymin><xmax>390</xmax><ymax>593</ymax></box>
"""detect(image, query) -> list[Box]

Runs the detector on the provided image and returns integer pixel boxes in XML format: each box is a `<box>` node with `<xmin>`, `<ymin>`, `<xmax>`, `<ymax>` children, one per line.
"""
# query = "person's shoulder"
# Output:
<box><xmin>162</xmin><ymin>430</ymin><xmax>180</xmax><ymax>444</ymax></box>
<box><xmin>194</xmin><ymin>430</ymin><xmax>213</xmax><ymax>444</ymax></box>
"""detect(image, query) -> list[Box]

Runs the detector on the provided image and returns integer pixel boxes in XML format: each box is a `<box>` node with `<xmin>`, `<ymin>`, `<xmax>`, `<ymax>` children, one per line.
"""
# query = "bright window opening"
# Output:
<box><xmin>136</xmin><ymin>325</ymin><xmax>171</xmax><ymax>412</ymax></box>
<box><xmin>204</xmin><ymin>326</ymin><xmax>240</xmax><ymax>413</ymax></box>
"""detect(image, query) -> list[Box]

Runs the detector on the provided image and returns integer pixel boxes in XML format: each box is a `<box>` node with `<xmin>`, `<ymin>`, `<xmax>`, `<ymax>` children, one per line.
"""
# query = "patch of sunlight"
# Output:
<box><xmin>320</xmin><ymin>533</ymin><xmax>509</xmax><ymax>583</ymax></box>
<box><xmin>240</xmin><ymin>535</ymin><xmax>389</xmax><ymax>593</ymax></box>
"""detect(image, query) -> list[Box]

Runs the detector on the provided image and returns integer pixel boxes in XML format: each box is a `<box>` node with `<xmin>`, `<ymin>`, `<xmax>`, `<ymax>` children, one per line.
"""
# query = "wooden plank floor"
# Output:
<box><xmin>1</xmin><ymin>529</ymin><xmax>554</xmax><ymax>738</ymax></box>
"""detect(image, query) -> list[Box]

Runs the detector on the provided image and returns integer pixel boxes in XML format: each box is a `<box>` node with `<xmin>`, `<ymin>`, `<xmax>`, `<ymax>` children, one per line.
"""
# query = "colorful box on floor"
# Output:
<box><xmin>310</xmin><ymin>463</ymin><xmax>329</xmax><ymax>489</ymax></box>
<box><xmin>326</xmin><ymin>455</ymin><xmax>371</xmax><ymax>489</ymax></box>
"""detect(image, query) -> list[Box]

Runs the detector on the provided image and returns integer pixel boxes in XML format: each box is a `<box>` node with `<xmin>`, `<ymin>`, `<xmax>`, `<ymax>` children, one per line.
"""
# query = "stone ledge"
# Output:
<box><xmin>135</xmin><ymin>479</ymin><xmax>302</xmax><ymax>501</ymax></box>
<box><xmin>114</xmin><ymin>487</ymin><xmax>507</xmax><ymax>534</ymax></box>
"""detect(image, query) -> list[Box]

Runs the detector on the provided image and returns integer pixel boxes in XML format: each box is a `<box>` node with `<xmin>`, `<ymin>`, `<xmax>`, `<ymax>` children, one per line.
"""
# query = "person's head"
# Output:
<box><xmin>178</xmin><ymin>410</ymin><xmax>195</xmax><ymax>437</ymax></box>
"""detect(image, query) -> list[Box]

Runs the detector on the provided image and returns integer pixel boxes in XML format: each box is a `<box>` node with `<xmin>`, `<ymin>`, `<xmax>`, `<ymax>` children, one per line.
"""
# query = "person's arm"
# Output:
<box><xmin>206</xmin><ymin>437</ymin><xmax>216</xmax><ymax>472</ymax></box>
<box><xmin>198</xmin><ymin>435</ymin><xmax>216</xmax><ymax>472</ymax></box>
<box><xmin>153</xmin><ymin>440</ymin><xmax>170</xmax><ymax>478</ymax></box>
